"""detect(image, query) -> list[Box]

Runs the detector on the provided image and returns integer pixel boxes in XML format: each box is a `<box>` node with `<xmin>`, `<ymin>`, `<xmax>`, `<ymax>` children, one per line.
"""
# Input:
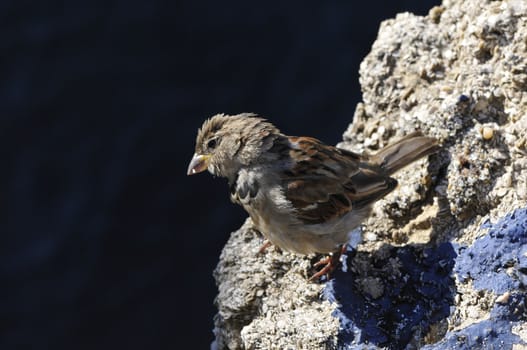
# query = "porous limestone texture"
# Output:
<box><xmin>213</xmin><ymin>0</ymin><xmax>527</xmax><ymax>348</ymax></box>
<box><xmin>212</xmin><ymin>220</ymin><xmax>339</xmax><ymax>350</ymax></box>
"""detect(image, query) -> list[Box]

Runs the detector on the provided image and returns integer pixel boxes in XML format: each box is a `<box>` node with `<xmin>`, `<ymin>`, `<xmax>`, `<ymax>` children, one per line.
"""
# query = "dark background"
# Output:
<box><xmin>1</xmin><ymin>1</ymin><xmax>439</xmax><ymax>349</ymax></box>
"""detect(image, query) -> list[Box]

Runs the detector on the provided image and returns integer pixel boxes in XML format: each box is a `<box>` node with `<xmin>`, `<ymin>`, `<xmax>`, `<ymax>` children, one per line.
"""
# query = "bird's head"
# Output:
<box><xmin>187</xmin><ymin>113</ymin><xmax>280</xmax><ymax>182</ymax></box>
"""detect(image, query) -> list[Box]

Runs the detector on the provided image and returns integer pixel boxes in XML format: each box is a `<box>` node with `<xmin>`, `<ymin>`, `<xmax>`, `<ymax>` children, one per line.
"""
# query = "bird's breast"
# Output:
<box><xmin>230</xmin><ymin>169</ymin><xmax>261</xmax><ymax>205</ymax></box>
<box><xmin>229</xmin><ymin>168</ymin><xmax>370</xmax><ymax>255</ymax></box>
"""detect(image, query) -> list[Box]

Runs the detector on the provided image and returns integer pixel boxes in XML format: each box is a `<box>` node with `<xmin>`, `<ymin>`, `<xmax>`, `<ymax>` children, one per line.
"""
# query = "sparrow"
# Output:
<box><xmin>187</xmin><ymin>113</ymin><xmax>439</xmax><ymax>280</ymax></box>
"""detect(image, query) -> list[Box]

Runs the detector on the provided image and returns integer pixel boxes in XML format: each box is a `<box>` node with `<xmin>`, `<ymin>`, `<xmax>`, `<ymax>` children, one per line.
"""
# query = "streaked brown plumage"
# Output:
<box><xmin>188</xmin><ymin>113</ymin><xmax>439</xmax><ymax>279</ymax></box>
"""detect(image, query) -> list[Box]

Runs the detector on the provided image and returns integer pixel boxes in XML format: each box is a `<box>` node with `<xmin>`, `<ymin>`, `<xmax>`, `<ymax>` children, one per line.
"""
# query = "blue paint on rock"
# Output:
<box><xmin>328</xmin><ymin>207</ymin><xmax>527</xmax><ymax>349</ymax></box>
<box><xmin>455</xmin><ymin>208</ymin><xmax>527</xmax><ymax>294</ymax></box>
<box><xmin>425</xmin><ymin>208</ymin><xmax>527</xmax><ymax>350</ymax></box>
<box><xmin>326</xmin><ymin>241</ymin><xmax>457</xmax><ymax>349</ymax></box>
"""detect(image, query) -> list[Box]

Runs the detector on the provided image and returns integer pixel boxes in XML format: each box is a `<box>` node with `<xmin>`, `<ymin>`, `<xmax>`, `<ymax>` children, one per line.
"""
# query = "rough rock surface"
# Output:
<box><xmin>213</xmin><ymin>0</ymin><xmax>527</xmax><ymax>348</ymax></box>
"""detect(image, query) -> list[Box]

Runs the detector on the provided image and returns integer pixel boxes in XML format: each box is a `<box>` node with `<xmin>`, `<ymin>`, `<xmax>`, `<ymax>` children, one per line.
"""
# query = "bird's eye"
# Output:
<box><xmin>207</xmin><ymin>138</ymin><xmax>217</xmax><ymax>149</ymax></box>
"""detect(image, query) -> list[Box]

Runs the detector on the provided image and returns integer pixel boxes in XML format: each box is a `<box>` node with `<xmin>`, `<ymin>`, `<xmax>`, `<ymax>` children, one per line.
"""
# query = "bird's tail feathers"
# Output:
<box><xmin>371</xmin><ymin>131</ymin><xmax>440</xmax><ymax>174</ymax></box>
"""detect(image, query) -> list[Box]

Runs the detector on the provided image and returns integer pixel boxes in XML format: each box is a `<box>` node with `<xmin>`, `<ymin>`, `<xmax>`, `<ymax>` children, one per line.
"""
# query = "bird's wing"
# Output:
<box><xmin>281</xmin><ymin>136</ymin><xmax>396</xmax><ymax>225</ymax></box>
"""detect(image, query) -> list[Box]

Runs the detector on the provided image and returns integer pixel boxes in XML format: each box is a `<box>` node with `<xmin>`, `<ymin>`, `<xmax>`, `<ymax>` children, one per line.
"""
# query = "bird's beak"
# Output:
<box><xmin>187</xmin><ymin>153</ymin><xmax>211</xmax><ymax>175</ymax></box>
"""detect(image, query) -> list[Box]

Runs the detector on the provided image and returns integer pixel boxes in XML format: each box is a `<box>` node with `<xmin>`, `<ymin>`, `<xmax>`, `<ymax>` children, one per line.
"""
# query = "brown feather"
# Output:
<box><xmin>281</xmin><ymin>134</ymin><xmax>437</xmax><ymax>225</ymax></box>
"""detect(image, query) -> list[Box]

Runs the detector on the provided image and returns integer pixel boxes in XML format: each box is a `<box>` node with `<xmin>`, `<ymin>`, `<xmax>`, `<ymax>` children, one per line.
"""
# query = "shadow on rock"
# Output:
<box><xmin>323</xmin><ymin>242</ymin><xmax>457</xmax><ymax>349</ymax></box>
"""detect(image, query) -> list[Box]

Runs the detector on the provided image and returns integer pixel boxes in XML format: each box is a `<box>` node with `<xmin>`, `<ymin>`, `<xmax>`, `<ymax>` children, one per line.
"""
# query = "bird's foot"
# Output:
<box><xmin>257</xmin><ymin>240</ymin><xmax>273</xmax><ymax>255</ymax></box>
<box><xmin>309</xmin><ymin>244</ymin><xmax>347</xmax><ymax>282</ymax></box>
